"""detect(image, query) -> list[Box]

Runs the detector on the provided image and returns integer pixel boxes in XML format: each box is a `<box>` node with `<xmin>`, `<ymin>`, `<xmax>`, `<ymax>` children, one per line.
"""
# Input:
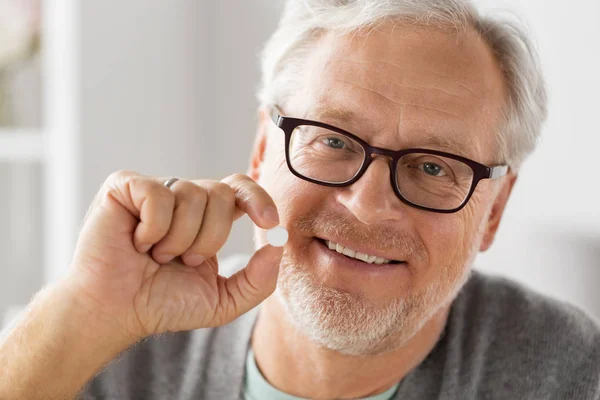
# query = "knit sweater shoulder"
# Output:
<box><xmin>79</xmin><ymin>257</ymin><xmax>600</xmax><ymax>400</ymax></box>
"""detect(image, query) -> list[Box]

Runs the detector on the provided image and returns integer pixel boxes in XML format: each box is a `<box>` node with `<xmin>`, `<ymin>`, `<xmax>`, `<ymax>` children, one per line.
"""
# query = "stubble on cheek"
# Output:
<box><xmin>409</xmin><ymin>208</ymin><xmax>477</xmax><ymax>314</ymax></box>
<box><xmin>429</xmin><ymin>197</ymin><xmax>491</xmax><ymax>310</ymax></box>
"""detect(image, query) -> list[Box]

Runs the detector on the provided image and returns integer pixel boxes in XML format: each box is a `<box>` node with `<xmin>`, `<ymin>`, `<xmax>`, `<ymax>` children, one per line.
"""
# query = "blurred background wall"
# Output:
<box><xmin>1</xmin><ymin>0</ymin><xmax>598</xmax><ymax>327</ymax></box>
<box><xmin>78</xmin><ymin>0</ymin><xmax>285</xmax><ymax>263</ymax></box>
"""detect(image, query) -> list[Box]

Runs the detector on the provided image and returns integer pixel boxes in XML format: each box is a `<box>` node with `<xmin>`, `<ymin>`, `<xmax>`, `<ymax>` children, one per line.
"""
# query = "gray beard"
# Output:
<box><xmin>254</xmin><ymin>203</ymin><xmax>486</xmax><ymax>356</ymax></box>
<box><xmin>274</xmin><ymin>254</ymin><xmax>469</xmax><ymax>357</ymax></box>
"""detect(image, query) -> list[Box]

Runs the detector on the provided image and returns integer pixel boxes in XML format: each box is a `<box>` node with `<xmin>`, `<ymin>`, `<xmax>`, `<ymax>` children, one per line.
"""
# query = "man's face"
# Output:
<box><xmin>251</xmin><ymin>22</ymin><xmax>511</xmax><ymax>355</ymax></box>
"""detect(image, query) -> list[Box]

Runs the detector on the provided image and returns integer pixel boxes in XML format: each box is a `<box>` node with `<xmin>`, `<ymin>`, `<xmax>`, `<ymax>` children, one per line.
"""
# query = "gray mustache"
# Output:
<box><xmin>293</xmin><ymin>210</ymin><xmax>426</xmax><ymax>261</ymax></box>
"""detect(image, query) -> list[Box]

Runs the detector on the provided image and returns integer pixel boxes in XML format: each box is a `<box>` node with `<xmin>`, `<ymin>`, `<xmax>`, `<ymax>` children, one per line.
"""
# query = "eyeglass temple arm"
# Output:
<box><xmin>269</xmin><ymin>106</ymin><xmax>283</xmax><ymax>126</ymax></box>
<box><xmin>489</xmin><ymin>165</ymin><xmax>509</xmax><ymax>179</ymax></box>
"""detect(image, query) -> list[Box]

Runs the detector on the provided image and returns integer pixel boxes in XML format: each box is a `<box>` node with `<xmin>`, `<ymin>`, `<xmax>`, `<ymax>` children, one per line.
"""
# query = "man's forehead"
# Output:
<box><xmin>326</xmin><ymin>22</ymin><xmax>495</xmax><ymax>87</ymax></box>
<box><xmin>292</xmin><ymin>23</ymin><xmax>505</xmax><ymax>162</ymax></box>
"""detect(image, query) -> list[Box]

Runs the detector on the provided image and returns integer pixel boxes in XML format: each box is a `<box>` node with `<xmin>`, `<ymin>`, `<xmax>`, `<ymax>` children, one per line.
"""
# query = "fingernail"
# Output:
<box><xmin>263</xmin><ymin>206</ymin><xmax>280</xmax><ymax>224</ymax></box>
<box><xmin>139</xmin><ymin>243</ymin><xmax>152</xmax><ymax>253</ymax></box>
<box><xmin>184</xmin><ymin>254</ymin><xmax>206</xmax><ymax>266</ymax></box>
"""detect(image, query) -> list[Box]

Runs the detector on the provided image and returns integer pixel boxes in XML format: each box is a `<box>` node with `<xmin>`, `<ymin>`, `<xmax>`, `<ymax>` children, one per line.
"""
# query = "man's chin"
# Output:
<box><xmin>274</xmin><ymin>259</ymin><xmax>418</xmax><ymax>356</ymax></box>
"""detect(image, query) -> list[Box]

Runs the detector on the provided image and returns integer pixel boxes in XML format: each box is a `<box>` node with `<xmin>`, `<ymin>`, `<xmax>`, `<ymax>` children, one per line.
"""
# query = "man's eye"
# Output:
<box><xmin>321</xmin><ymin>137</ymin><xmax>346</xmax><ymax>149</ymax></box>
<box><xmin>421</xmin><ymin>163</ymin><xmax>447</xmax><ymax>177</ymax></box>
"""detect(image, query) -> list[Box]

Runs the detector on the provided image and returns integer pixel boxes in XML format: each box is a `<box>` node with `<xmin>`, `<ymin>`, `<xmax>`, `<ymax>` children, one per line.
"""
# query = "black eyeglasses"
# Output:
<box><xmin>269</xmin><ymin>106</ymin><xmax>509</xmax><ymax>214</ymax></box>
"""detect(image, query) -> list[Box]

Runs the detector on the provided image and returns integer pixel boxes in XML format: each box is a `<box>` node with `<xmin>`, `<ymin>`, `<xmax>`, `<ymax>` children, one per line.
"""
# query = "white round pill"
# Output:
<box><xmin>267</xmin><ymin>226</ymin><xmax>289</xmax><ymax>247</ymax></box>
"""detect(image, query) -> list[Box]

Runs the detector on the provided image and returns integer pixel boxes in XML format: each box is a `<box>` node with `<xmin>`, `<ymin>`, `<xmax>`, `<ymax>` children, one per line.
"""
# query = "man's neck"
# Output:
<box><xmin>251</xmin><ymin>295</ymin><xmax>451</xmax><ymax>400</ymax></box>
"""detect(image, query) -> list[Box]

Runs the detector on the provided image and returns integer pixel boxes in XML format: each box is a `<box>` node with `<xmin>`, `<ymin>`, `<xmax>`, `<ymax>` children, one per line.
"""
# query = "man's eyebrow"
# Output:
<box><xmin>311</xmin><ymin>105</ymin><xmax>474</xmax><ymax>159</ymax></box>
<box><xmin>312</xmin><ymin>105</ymin><xmax>361</xmax><ymax>124</ymax></box>
<box><xmin>416</xmin><ymin>134</ymin><xmax>472</xmax><ymax>159</ymax></box>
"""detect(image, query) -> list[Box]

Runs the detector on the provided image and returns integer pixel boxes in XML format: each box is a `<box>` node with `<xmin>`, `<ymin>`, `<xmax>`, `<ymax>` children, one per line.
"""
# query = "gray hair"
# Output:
<box><xmin>257</xmin><ymin>0</ymin><xmax>548</xmax><ymax>171</ymax></box>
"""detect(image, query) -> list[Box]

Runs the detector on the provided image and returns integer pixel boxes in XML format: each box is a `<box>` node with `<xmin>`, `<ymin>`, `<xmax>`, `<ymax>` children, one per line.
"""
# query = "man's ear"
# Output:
<box><xmin>247</xmin><ymin>107</ymin><xmax>270</xmax><ymax>182</ymax></box>
<box><xmin>479</xmin><ymin>172</ymin><xmax>518</xmax><ymax>252</ymax></box>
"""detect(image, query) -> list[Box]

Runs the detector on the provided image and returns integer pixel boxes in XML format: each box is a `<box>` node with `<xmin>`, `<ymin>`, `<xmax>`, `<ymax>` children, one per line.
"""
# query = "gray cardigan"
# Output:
<box><xmin>80</xmin><ymin>258</ymin><xmax>600</xmax><ymax>399</ymax></box>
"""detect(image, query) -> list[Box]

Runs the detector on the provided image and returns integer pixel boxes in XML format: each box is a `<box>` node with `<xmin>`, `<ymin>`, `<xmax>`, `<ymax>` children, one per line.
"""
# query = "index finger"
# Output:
<box><xmin>218</xmin><ymin>173</ymin><xmax>280</xmax><ymax>229</ymax></box>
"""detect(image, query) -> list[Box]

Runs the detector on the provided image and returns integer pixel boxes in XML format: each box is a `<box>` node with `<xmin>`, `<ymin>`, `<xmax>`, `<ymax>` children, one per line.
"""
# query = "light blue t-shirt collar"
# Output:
<box><xmin>244</xmin><ymin>348</ymin><xmax>399</xmax><ymax>400</ymax></box>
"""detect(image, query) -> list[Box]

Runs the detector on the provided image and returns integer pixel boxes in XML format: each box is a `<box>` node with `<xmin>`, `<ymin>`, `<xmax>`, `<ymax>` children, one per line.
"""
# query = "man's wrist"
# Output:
<box><xmin>0</xmin><ymin>280</ymin><xmax>135</xmax><ymax>399</ymax></box>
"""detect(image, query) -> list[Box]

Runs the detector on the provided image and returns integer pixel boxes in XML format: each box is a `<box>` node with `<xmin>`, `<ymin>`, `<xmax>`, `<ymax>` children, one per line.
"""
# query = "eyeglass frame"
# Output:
<box><xmin>269</xmin><ymin>106</ymin><xmax>509</xmax><ymax>214</ymax></box>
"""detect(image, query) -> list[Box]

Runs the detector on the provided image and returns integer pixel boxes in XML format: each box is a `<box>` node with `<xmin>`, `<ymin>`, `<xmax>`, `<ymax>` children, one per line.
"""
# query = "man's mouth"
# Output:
<box><xmin>314</xmin><ymin>237</ymin><xmax>405</xmax><ymax>265</ymax></box>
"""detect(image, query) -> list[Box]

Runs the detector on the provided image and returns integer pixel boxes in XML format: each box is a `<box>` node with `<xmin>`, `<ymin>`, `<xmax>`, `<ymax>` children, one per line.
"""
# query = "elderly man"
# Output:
<box><xmin>2</xmin><ymin>1</ymin><xmax>599</xmax><ymax>399</ymax></box>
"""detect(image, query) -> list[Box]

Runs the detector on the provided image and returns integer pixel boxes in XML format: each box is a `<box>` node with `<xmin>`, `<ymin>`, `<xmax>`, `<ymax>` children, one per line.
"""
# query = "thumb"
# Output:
<box><xmin>214</xmin><ymin>244</ymin><xmax>283</xmax><ymax>325</ymax></box>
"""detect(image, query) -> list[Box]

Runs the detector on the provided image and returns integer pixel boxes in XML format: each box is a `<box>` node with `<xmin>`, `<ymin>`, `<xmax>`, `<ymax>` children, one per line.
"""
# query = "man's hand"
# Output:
<box><xmin>68</xmin><ymin>170</ymin><xmax>283</xmax><ymax>341</ymax></box>
<box><xmin>0</xmin><ymin>171</ymin><xmax>283</xmax><ymax>399</ymax></box>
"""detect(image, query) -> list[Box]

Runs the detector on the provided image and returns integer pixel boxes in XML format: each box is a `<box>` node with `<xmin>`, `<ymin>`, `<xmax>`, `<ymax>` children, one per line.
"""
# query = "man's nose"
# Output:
<box><xmin>335</xmin><ymin>157</ymin><xmax>407</xmax><ymax>225</ymax></box>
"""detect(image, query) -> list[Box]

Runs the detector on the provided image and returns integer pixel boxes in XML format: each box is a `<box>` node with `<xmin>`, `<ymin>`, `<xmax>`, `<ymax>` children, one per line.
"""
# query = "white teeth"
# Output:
<box><xmin>342</xmin><ymin>247</ymin><xmax>356</xmax><ymax>257</ymax></box>
<box><xmin>324</xmin><ymin>240</ymin><xmax>394</xmax><ymax>264</ymax></box>
<box><xmin>355</xmin><ymin>252</ymin><xmax>369</xmax><ymax>262</ymax></box>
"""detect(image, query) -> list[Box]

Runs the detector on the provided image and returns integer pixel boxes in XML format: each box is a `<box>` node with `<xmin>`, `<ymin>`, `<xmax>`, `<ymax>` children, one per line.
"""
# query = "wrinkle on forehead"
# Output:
<box><xmin>337</xmin><ymin>77</ymin><xmax>469</xmax><ymax>121</ymax></box>
<box><xmin>331</xmin><ymin>58</ymin><xmax>482</xmax><ymax>126</ymax></box>
<box><xmin>338</xmin><ymin>59</ymin><xmax>476</xmax><ymax>97</ymax></box>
